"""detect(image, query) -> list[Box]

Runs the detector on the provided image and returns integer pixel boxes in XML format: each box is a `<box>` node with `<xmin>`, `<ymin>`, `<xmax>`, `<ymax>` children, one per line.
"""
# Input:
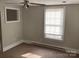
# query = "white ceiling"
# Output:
<box><xmin>29</xmin><ymin>0</ymin><xmax>79</xmax><ymax>5</ymax></box>
<box><xmin>4</xmin><ymin>0</ymin><xmax>79</xmax><ymax>5</ymax></box>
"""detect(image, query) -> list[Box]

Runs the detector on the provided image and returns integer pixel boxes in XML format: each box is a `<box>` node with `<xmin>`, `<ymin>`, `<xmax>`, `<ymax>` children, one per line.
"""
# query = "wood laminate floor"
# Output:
<box><xmin>0</xmin><ymin>43</ymin><xmax>79</xmax><ymax>58</ymax></box>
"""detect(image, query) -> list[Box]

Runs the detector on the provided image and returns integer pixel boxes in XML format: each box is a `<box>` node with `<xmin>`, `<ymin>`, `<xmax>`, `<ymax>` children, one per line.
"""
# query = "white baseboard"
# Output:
<box><xmin>3</xmin><ymin>40</ymin><xmax>24</xmax><ymax>52</ymax></box>
<box><xmin>65</xmin><ymin>48</ymin><xmax>79</xmax><ymax>54</ymax></box>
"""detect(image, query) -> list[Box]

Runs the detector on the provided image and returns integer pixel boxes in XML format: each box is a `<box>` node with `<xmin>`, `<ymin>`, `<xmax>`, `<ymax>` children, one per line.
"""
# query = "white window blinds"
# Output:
<box><xmin>44</xmin><ymin>7</ymin><xmax>64</xmax><ymax>40</ymax></box>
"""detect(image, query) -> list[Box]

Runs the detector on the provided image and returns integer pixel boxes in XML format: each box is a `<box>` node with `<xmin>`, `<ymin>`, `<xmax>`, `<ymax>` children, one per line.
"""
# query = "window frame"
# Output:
<box><xmin>5</xmin><ymin>7</ymin><xmax>20</xmax><ymax>23</ymax></box>
<box><xmin>44</xmin><ymin>6</ymin><xmax>66</xmax><ymax>41</ymax></box>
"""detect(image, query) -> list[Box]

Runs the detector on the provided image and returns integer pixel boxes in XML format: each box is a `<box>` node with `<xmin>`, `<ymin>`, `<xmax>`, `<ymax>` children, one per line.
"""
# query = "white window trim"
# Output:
<box><xmin>44</xmin><ymin>6</ymin><xmax>66</xmax><ymax>41</ymax></box>
<box><xmin>5</xmin><ymin>7</ymin><xmax>20</xmax><ymax>23</ymax></box>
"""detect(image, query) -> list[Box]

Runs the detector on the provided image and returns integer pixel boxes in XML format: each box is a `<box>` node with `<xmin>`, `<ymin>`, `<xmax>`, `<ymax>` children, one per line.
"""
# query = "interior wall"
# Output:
<box><xmin>0</xmin><ymin>1</ymin><xmax>23</xmax><ymax>49</ymax></box>
<box><xmin>23</xmin><ymin>4</ymin><xmax>79</xmax><ymax>50</ymax></box>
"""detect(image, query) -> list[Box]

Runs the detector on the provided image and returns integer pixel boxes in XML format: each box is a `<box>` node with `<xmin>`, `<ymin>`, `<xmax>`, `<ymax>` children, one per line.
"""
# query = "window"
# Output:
<box><xmin>7</xmin><ymin>9</ymin><xmax>18</xmax><ymax>21</ymax></box>
<box><xmin>44</xmin><ymin>7</ymin><xmax>65</xmax><ymax>40</ymax></box>
<box><xmin>5</xmin><ymin>7</ymin><xmax>20</xmax><ymax>23</ymax></box>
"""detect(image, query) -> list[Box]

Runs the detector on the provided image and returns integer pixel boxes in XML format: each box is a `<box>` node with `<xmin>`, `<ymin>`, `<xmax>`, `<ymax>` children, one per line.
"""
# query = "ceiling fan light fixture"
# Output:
<box><xmin>27</xmin><ymin>4</ymin><xmax>30</xmax><ymax>7</ymax></box>
<box><xmin>24</xmin><ymin>0</ymin><xmax>30</xmax><ymax>8</ymax></box>
<box><xmin>25</xmin><ymin>4</ymin><xmax>30</xmax><ymax>8</ymax></box>
<box><xmin>25</xmin><ymin>5</ymin><xmax>28</xmax><ymax>8</ymax></box>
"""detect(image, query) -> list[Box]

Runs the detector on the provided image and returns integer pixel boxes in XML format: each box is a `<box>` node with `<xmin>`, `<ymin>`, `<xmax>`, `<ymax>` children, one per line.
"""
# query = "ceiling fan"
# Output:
<box><xmin>6</xmin><ymin>0</ymin><xmax>46</xmax><ymax>8</ymax></box>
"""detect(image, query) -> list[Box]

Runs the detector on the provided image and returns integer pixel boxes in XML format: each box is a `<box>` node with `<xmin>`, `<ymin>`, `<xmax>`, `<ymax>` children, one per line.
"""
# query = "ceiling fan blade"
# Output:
<box><xmin>30</xmin><ymin>3</ymin><xmax>46</xmax><ymax>6</ymax></box>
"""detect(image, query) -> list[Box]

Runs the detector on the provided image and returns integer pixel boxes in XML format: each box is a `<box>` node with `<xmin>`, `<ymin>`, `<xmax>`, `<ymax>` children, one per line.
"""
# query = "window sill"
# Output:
<box><xmin>45</xmin><ymin>34</ymin><xmax>63</xmax><ymax>41</ymax></box>
<box><xmin>45</xmin><ymin>37</ymin><xmax>63</xmax><ymax>41</ymax></box>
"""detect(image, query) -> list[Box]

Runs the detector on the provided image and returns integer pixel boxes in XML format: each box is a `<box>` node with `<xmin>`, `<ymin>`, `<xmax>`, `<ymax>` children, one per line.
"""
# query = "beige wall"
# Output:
<box><xmin>23</xmin><ymin>5</ymin><xmax>79</xmax><ymax>50</ymax></box>
<box><xmin>0</xmin><ymin>1</ymin><xmax>23</xmax><ymax>49</ymax></box>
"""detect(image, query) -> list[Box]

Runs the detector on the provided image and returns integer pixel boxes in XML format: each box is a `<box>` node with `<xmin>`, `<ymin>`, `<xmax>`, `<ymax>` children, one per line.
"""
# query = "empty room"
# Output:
<box><xmin>0</xmin><ymin>0</ymin><xmax>79</xmax><ymax>58</ymax></box>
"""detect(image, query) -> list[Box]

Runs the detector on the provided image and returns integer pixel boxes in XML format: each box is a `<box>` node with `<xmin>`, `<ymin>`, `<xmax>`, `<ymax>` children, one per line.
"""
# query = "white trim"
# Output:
<box><xmin>3</xmin><ymin>40</ymin><xmax>23</xmax><ymax>52</ymax></box>
<box><xmin>5</xmin><ymin>7</ymin><xmax>20</xmax><ymax>23</ymax></box>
